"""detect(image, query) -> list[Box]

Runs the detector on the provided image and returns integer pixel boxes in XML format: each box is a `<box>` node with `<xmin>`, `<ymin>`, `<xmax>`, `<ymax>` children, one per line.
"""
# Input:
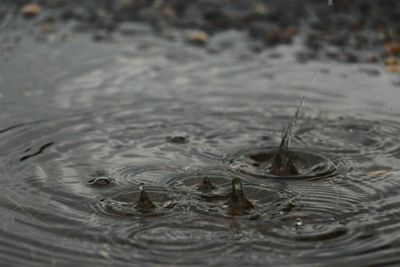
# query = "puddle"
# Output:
<box><xmin>1</xmin><ymin>3</ymin><xmax>400</xmax><ymax>266</ymax></box>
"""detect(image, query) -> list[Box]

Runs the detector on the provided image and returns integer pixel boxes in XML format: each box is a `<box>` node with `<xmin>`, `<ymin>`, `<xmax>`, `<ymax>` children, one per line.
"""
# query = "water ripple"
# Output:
<box><xmin>1</xmin><ymin>27</ymin><xmax>400</xmax><ymax>266</ymax></box>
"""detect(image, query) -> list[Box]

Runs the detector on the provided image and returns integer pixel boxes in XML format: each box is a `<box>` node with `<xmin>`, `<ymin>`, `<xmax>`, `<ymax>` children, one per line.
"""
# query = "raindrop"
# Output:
<box><xmin>139</xmin><ymin>182</ymin><xmax>144</xmax><ymax>192</ymax></box>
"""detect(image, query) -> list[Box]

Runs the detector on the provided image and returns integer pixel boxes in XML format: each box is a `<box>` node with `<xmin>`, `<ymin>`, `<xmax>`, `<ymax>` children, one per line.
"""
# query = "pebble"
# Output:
<box><xmin>385</xmin><ymin>57</ymin><xmax>400</xmax><ymax>73</ymax></box>
<box><xmin>385</xmin><ymin>43</ymin><xmax>400</xmax><ymax>55</ymax></box>
<box><xmin>187</xmin><ymin>30</ymin><xmax>209</xmax><ymax>46</ymax></box>
<box><xmin>22</xmin><ymin>3</ymin><xmax>43</xmax><ymax>18</ymax></box>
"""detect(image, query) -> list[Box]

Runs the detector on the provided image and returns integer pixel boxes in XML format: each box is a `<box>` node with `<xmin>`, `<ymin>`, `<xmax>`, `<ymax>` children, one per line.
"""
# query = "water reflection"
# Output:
<box><xmin>1</xmin><ymin>22</ymin><xmax>400</xmax><ymax>267</ymax></box>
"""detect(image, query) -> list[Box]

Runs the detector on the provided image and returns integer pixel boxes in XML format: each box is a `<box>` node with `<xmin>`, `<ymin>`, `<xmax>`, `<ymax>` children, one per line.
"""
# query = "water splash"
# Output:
<box><xmin>4</xmin><ymin>18</ymin><xmax>400</xmax><ymax>266</ymax></box>
<box><xmin>227</xmin><ymin>178</ymin><xmax>254</xmax><ymax>215</ymax></box>
<box><xmin>270</xmin><ymin>98</ymin><xmax>305</xmax><ymax>176</ymax></box>
<box><xmin>134</xmin><ymin>183</ymin><xmax>156</xmax><ymax>209</ymax></box>
<box><xmin>197</xmin><ymin>176</ymin><xmax>216</xmax><ymax>191</ymax></box>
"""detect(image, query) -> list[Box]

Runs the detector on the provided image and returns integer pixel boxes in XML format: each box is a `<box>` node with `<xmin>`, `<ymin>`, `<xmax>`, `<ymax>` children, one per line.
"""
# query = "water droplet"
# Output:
<box><xmin>139</xmin><ymin>183</ymin><xmax>144</xmax><ymax>192</ymax></box>
<box><xmin>296</xmin><ymin>218</ymin><xmax>303</xmax><ymax>228</ymax></box>
<box><xmin>232</xmin><ymin>178</ymin><xmax>243</xmax><ymax>193</ymax></box>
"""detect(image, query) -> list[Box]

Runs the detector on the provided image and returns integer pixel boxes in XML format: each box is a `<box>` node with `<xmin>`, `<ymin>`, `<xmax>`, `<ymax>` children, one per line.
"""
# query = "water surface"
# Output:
<box><xmin>1</xmin><ymin>24</ymin><xmax>400</xmax><ymax>267</ymax></box>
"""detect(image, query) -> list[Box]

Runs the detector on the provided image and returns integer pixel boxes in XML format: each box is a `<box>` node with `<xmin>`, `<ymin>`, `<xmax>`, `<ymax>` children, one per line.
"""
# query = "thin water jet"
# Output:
<box><xmin>269</xmin><ymin>98</ymin><xmax>305</xmax><ymax>176</ymax></box>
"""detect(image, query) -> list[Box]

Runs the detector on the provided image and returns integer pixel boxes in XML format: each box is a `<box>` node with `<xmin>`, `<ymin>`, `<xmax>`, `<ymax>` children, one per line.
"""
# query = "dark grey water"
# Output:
<box><xmin>1</xmin><ymin>23</ymin><xmax>400</xmax><ymax>267</ymax></box>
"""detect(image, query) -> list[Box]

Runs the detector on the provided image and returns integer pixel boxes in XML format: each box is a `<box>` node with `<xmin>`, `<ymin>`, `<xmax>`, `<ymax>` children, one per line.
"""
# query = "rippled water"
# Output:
<box><xmin>1</xmin><ymin>24</ymin><xmax>400</xmax><ymax>266</ymax></box>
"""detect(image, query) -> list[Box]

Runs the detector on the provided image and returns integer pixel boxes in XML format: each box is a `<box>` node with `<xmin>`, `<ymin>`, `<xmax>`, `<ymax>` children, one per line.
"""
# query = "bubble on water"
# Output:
<box><xmin>166</xmin><ymin>133</ymin><xmax>189</xmax><ymax>144</ymax></box>
<box><xmin>87</xmin><ymin>176</ymin><xmax>114</xmax><ymax>187</ymax></box>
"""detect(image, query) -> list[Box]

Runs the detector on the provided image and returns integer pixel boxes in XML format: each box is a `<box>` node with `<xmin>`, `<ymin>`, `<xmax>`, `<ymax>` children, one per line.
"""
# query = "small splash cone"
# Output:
<box><xmin>228</xmin><ymin>178</ymin><xmax>254</xmax><ymax>215</ymax></box>
<box><xmin>134</xmin><ymin>183</ymin><xmax>156</xmax><ymax>209</ymax></box>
